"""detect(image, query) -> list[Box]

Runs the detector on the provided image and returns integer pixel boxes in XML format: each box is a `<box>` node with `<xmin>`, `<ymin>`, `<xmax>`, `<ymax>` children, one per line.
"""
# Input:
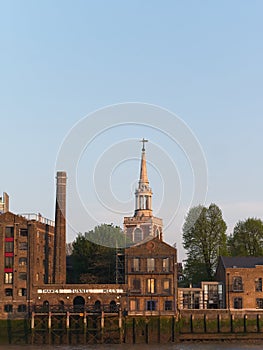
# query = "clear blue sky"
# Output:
<box><xmin>1</xmin><ymin>1</ymin><xmax>263</xmax><ymax>260</ymax></box>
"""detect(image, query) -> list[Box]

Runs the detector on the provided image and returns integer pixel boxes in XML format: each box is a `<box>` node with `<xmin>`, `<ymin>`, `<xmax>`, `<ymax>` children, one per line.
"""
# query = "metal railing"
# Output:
<box><xmin>20</xmin><ymin>213</ymin><xmax>55</xmax><ymax>227</ymax></box>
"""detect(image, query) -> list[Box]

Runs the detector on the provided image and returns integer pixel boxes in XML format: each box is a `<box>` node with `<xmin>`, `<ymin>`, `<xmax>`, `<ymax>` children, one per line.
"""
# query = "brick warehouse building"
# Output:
<box><xmin>216</xmin><ymin>256</ymin><xmax>263</xmax><ymax>309</ymax></box>
<box><xmin>0</xmin><ymin>143</ymin><xmax>178</xmax><ymax>319</ymax></box>
<box><xmin>125</xmin><ymin>236</ymin><xmax>177</xmax><ymax>315</ymax></box>
<box><xmin>0</xmin><ymin>211</ymin><xmax>55</xmax><ymax>317</ymax></box>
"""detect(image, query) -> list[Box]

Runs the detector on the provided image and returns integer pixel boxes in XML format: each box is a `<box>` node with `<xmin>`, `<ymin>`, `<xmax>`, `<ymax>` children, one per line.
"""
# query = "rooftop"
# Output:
<box><xmin>20</xmin><ymin>213</ymin><xmax>55</xmax><ymax>227</ymax></box>
<box><xmin>220</xmin><ymin>256</ymin><xmax>263</xmax><ymax>268</ymax></box>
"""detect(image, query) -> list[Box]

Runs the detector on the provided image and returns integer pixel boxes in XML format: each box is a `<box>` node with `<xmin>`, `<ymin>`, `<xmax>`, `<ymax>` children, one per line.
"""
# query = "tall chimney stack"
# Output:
<box><xmin>53</xmin><ymin>171</ymin><xmax>67</xmax><ymax>284</ymax></box>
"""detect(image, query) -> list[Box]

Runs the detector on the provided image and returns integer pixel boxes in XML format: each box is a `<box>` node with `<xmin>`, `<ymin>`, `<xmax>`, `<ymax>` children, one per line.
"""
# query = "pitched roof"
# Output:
<box><xmin>220</xmin><ymin>256</ymin><xmax>263</xmax><ymax>268</ymax></box>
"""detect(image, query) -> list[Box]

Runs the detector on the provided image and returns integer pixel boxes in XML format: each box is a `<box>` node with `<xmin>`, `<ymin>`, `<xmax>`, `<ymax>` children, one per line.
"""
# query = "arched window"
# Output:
<box><xmin>134</xmin><ymin>228</ymin><xmax>143</xmax><ymax>243</ymax></box>
<box><xmin>59</xmin><ymin>300</ymin><xmax>65</xmax><ymax>311</ymax></box>
<box><xmin>73</xmin><ymin>296</ymin><xmax>85</xmax><ymax>312</ymax></box>
<box><xmin>110</xmin><ymin>300</ymin><xmax>117</xmax><ymax>313</ymax></box>
<box><xmin>43</xmin><ymin>300</ymin><xmax>49</xmax><ymax>312</ymax></box>
<box><xmin>94</xmin><ymin>300</ymin><xmax>101</xmax><ymax>312</ymax></box>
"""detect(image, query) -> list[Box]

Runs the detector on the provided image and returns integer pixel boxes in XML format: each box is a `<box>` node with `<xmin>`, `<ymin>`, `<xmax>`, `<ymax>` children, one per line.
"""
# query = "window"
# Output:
<box><xmin>146</xmin><ymin>300</ymin><xmax>156</xmax><ymax>311</ymax></box>
<box><xmin>5</xmin><ymin>288</ymin><xmax>13</xmax><ymax>297</ymax></box>
<box><xmin>232</xmin><ymin>276</ymin><xmax>243</xmax><ymax>292</ymax></box>
<box><xmin>256</xmin><ymin>278</ymin><xmax>262</xmax><ymax>292</ymax></box>
<box><xmin>134</xmin><ymin>228</ymin><xmax>143</xmax><ymax>243</ymax></box>
<box><xmin>5</xmin><ymin>256</ymin><xmax>13</xmax><ymax>268</ymax></box>
<box><xmin>18</xmin><ymin>288</ymin><xmax>27</xmax><ymax>297</ymax></box>
<box><xmin>164</xmin><ymin>301</ymin><xmax>173</xmax><ymax>311</ymax></box>
<box><xmin>5</xmin><ymin>241</ymin><xmax>14</xmax><ymax>253</ymax></box>
<box><xmin>182</xmin><ymin>291</ymin><xmax>201</xmax><ymax>309</ymax></box>
<box><xmin>4</xmin><ymin>272</ymin><xmax>13</xmax><ymax>284</ymax></box>
<box><xmin>234</xmin><ymin>297</ymin><xmax>243</xmax><ymax>309</ymax></box>
<box><xmin>36</xmin><ymin>273</ymin><xmax>39</xmax><ymax>282</ymax></box>
<box><xmin>4</xmin><ymin>304</ymin><xmax>13</xmax><ymax>313</ymax></box>
<box><xmin>132</xmin><ymin>258</ymin><xmax>140</xmax><ymax>272</ymax></box>
<box><xmin>130</xmin><ymin>300</ymin><xmax>138</xmax><ymax>311</ymax></box>
<box><xmin>19</xmin><ymin>273</ymin><xmax>27</xmax><ymax>281</ymax></box>
<box><xmin>147</xmin><ymin>278</ymin><xmax>156</xmax><ymax>294</ymax></box>
<box><xmin>163</xmin><ymin>279</ymin><xmax>171</xmax><ymax>293</ymax></box>
<box><xmin>256</xmin><ymin>298</ymin><xmax>263</xmax><ymax>309</ymax></box>
<box><xmin>20</xmin><ymin>229</ymin><xmax>28</xmax><ymax>237</ymax></box>
<box><xmin>19</xmin><ymin>242</ymin><xmax>28</xmax><ymax>250</ymax></box>
<box><xmin>19</xmin><ymin>257</ymin><xmax>27</xmax><ymax>266</ymax></box>
<box><xmin>17</xmin><ymin>304</ymin><xmax>27</xmax><ymax>312</ymax></box>
<box><xmin>5</xmin><ymin>227</ymin><xmax>14</xmax><ymax>238</ymax></box>
<box><xmin>162</xmin><ymin>258</ymin><xmax>169</xmax><ymax>272</ymax></box>
<box><xmin>147</xmin><ymin>258</ymin><xmax>155</xmax><ymax>272</ymax></box>
<box><xmin>132</xmin><ymin>279</ymin><xmax>141</xmax><ymax>292</ymax></box>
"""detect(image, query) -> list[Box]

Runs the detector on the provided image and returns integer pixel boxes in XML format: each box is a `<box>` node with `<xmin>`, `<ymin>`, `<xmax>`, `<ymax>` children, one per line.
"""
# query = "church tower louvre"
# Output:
<box><xmin>123</xmin><ymin>139</ymin><xmax>163</xmax><ymax>243</ymax></box>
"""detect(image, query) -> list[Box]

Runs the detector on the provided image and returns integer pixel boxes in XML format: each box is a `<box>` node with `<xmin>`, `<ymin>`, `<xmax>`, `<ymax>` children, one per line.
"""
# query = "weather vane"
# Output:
<box><xmin>140</xmin><ymin>138</ymin><xmax>148</xmax><ymax>151</ymax></box>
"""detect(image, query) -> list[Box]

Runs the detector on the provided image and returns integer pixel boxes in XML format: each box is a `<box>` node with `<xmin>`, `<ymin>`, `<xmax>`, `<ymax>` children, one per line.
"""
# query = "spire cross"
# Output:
<box><xmin>140</xmin><ymin>138</ymin><xmax>148</xmax><ymax>151</ymax></box>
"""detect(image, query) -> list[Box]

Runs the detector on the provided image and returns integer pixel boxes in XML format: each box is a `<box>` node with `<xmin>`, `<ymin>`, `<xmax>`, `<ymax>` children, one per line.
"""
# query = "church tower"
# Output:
<box><xmin>124</xmin><ymin>139</ymin><xmax>163</xmax><ymax>243</ymax></box>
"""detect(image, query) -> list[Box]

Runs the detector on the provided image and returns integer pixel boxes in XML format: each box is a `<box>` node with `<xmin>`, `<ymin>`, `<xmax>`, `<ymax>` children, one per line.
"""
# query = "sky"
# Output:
<box><xmin>1</xmin><ymin>1</ymin><xmax>263</xmax><ymax>261</ymax></box>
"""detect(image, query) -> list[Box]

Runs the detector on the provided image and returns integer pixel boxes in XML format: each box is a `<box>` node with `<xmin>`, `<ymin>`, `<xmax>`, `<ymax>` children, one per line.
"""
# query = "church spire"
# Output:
<box><xmin>134</xmin><ymin>139</ymin><xmax>152</xmax><ymax>217</ymax></box>
<box><xmin>123</xmin><ymin>139</ymin><xmax>163</xmax><ymax>243</ymax></box>
<box><xmin>139</xmin><ymin>138</ymin><xmax>149</xmax><ymax>185</ymax></box>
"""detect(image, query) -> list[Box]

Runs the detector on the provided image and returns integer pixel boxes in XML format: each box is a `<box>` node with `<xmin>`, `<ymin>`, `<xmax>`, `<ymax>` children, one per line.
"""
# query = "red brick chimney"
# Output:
<box><xmin>53</xmin><ymin>171</ymin><xmax>67</xmax><ymax>284</ymax></box>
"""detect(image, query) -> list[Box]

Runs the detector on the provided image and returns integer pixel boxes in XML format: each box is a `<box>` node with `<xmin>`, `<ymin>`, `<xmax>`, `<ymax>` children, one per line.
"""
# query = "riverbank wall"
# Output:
<box><xmin>1</xmin><ymin>310</ymin><xmax>263</xmax><ymax>345</ymax></box>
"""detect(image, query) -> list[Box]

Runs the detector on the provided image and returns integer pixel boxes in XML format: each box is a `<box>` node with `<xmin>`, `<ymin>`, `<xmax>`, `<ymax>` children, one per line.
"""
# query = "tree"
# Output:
<box><xmin>69</xmin><ymin>224</ymin><xmax>131</xmax><ymax>284</ymax></box>
<box><xmin>228</xmin><ymin>218</ymin><xmax>263</xmax><ymax>256</ymax></box>
<box><xmin>85</xmin><ymin>223</ymin><xmax>132</xmax><ymax>248</ymax></box>
<box><xmin>182</xmin><ymin>204</ymin><xmax>227</xmax><ymax>286</ymax></box>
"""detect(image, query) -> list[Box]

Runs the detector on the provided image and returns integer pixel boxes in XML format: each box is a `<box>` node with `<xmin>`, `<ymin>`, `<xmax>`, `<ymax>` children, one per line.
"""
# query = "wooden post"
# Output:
<box><xmin>133</xmin><ymin>318</ymin><xmax>136</xmax><ymax>344</ymax></box>
<box><xmin>257</xmin><ymin>314</ymin><xmax>260</xmax><ymax>333</ymax></box>
<box><xmin>48</xmin><ymin>312</ymin><xmax>52</xmax><ymax>345</ymax></box>
<box><xmin>118</xmin><ymin>309</ymin><xmax>122</xmax><ymax>343</ymax></box>
<box><xmin>145</xmin><ymin>321</ymin><xmax>149</xmax><ymax>344</ymax></box>
<box><xmin>48</xmin><ymin>312</ymin><xmax>52</xmax><ymax>329</ymax></box>
<box><xmin>217</xmin><ymin>314</ymin><xmax>221</xmax><ymax>333</ymax></box>
<box><xmin>244</xmin><ymin>314</ymin><xmax>247</xmax><ymax>333</ymax></box>
<box><xmin>158</xmin><ymin>316</ymin><xmax>161</xmax><ymax>343</ymax></box>
<box><xmin>190</xmin><ymin>314</ymin><xmax>193</xmax><ymax>333</ymax></box>
<box><xmin>31</xmin><ymin>312</ymin><xmax>35</xmax><ymax>329</ymax></box>
<box><xmin>101</xmin><ymin>311</ymin><xmax>104</xmax><ymax>343</ymax></box>
<box><xmin>204</xmin><ymin>314</ymin><xmax>207</xmax><ymax>333</ymax></box>
<box><xmin>119</xmin><ymin>309</ymin><xmax>122</xmax><ymax>328</ymax></box>
<box><xmin>66</xmin><ymin>312</ymin><xmax>70</xmax><ymax>345</ymax></box>
<box><xmin>84</xmin><ymin>312</ymin><xmax>87</xmax><ymax>344</ymax></box>
<box><xmin>31</xmin><ymin>312</ymin><xmax>35</xmax><ymax>345</ymax></box>
<box><xmin>171</xmin><ymin>316</ymin><xmax>175</xmax><ymax>342</ymax></box>
<box><xmin>230</xmin><ymin>314</ymin><xmax>234</xmax><ymax>333</ymax></box>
